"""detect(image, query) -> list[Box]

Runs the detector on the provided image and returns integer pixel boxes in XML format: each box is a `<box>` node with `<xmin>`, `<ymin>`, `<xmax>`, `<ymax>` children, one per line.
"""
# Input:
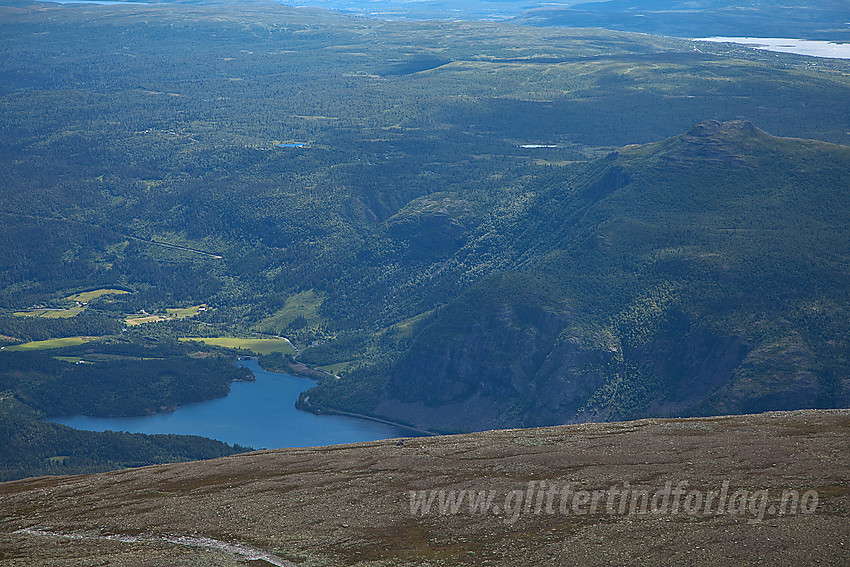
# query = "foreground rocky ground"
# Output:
<box><xmin>1</xmin><ymin>409</ymin><xmax>848</xmax><ymax>566</ymax></box>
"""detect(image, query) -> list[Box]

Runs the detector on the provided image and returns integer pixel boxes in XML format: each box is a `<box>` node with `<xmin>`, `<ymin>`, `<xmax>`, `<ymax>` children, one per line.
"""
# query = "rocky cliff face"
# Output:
<box><xmin>376</xmin><ymin>304</ymin><xmax>764</xmax><ymax>432</ymax></box>
<box><xmin>378</xmin><ymin>273</ymin><xmax>570</xmax><ymax>431</ymax></box>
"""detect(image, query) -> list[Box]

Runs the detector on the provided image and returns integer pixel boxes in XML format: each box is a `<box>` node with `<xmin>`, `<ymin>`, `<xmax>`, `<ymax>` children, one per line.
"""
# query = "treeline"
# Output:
<box><xmin>0</xmin><ymin>314</ymin><xmax>121</xmax><ymax>344</ymax></box>
<box><xmin>0</xmin><ymin>341</ymin><xmax>255</xmax><ymax>480</ymax></box>
<box><xmin>0</xmin><ymin>404</ymin><xmax>250</xmax><ymax>482</ymax></box>
<box><xmin>0</xmin><ymin>350</ymin><xmax>252</xmax><ymax>418</ymax></box>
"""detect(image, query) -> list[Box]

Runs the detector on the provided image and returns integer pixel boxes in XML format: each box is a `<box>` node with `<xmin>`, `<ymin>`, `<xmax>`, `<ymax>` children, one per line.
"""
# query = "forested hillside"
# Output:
<box><xmin>0</xmin><ymin>339</ymin><xmax>253</xmax><ymax>480</ymax></box>
<box><xmin>1</xmin><ymin>0</ymin><xmax>849</xmax><ymax>474</ymax></box>
<box><xmin>307</xmin><ymin>120</ymin><xmax>850</xmax><ymax>431</ymax></box>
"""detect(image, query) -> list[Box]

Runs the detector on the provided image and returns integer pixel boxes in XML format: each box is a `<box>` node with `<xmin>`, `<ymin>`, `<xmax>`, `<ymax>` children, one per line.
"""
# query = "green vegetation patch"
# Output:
<box><xmin>13</xmin><ymin>308</ymin><xmax>83</xmax><ymax>319</ymax></box>
<box><xmin>385</xmin><ymin>310</ymin><xmax>436</xmax><ymax>341</ymax></box>
<box><xmin>3</xmin><ymin>337</ymin><xmax>96</xmax><ymax>351</ymax></box>
<box><xmin>254</xmin><ymin>291</ymin><xmax>324</xmax><ymax>335</ymax></box>
<box><xmin>166</xmin><ymin>305</ymin><xmax>204</xmax><ymax>318</ymax></box>
<box><xmin>125</xmin><ymin>315</ymin><xmax>169</xmax><ymax>326</ymax></box>
<box><xmin>53</xmin><ymin>356</ymin><xmax>88</xmax><ymax>364</ymax></box>
<box><xmin>45</xmin><ymin>455</ymin><xmax>70</xmax><ymax>465</ymax></box>
<box><xmin>64</xmin><ymin>289</ymin><xmax>130</xmax><ymax>303</ymax></box>
<box><xmin>179</xmin><ymin>337</ymin><xmax>296</xmax><ymax>356</ymax></box>
<box><xmin>318</xmin><ymin>361</ymin><xmax>356</xmax><ymax>376</ymax></box>
<box><xmin>13</xmin><ymin>290</ymin><xmax>130</xmax><ymax>319</ymax></box>
<box><xmin>125</xmin><ymin>305</ymin><xmax>206</xmax><ymax>326</ymax></box>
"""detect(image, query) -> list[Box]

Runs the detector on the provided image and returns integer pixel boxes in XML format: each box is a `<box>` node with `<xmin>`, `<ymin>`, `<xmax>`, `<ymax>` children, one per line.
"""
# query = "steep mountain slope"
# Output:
<box><xmin>1</xmin><ymin>410</ymin><xmax>847</xmax><ymax>566</ymax></box>
<box><xmin>306</xmin><ymin>121</ymin><xmax>850</xmax><ymax>432</ymax></box>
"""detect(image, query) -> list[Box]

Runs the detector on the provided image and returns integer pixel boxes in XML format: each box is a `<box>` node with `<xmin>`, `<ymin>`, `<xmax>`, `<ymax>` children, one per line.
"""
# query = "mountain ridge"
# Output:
<box><xmin>303</xmin><ymin>120</ymin><xmax>850</xmax><ymax>432</ymax></box>
<box><xmin>1</xmin><ymin>409</ymin><xmax>847</xmax><ymax>566</ymax></box>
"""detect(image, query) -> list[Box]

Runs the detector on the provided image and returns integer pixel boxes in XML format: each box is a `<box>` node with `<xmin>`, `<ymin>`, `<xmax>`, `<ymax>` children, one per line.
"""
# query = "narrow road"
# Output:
<box><xmin>1</xmin><ymin>211</ymin><xmax>224</xmax><ymax>259</ymax></box>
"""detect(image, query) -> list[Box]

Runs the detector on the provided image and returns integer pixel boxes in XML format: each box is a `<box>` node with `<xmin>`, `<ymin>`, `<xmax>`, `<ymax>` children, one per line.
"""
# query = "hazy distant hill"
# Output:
<box><xmin>72</xmin><ymin>0</ymin><xmax>850</xmax><ymax>40</ymax></box>
<box><xmin>516</xmin><ymin>0</ymin><xmax>850</xmax><ymax>40</ymax></box>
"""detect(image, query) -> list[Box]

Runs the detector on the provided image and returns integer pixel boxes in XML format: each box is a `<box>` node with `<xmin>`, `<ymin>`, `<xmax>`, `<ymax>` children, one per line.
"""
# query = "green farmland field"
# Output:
<box><xmin>179</xmin><ymin>337</ymin><xmax>296</xmax><ymax>356</ymax></box>
<box><xmin>2</xmin><ymin>337</ymin><xmax>96</xmax><ymax>351</ymax></box>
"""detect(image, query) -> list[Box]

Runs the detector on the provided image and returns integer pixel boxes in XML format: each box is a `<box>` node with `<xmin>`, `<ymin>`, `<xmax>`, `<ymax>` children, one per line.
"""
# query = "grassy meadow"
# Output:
<box><xmin>179</xmin><ymin>337</ymin><xmax>296</xmax><ymax>356</ymax></box>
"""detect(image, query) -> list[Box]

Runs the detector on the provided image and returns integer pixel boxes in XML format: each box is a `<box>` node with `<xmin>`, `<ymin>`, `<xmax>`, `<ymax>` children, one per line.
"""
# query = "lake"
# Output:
<box><xmin>48</xmin><ymin>1</ymin><xmax>150</xmax><ymax>4</ymax></box>
<box><xmin>51</xmin><ymin>359</ymin><xmax>419</xmax><ymax>449</ymax></box>
<box><xmin>695</xmin><ymin>38</ymin><xmax>850</xmax><ymax>60</ymax></box>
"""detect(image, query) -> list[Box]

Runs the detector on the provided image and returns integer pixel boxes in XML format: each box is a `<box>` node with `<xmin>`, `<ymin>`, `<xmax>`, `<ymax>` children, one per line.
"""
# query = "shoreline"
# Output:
<box><xmin>302</xmin><ymin>405</ymin><xmax>439</xmax><ymax>437</ymax></box>
<box><xmin>693</xmin><ymin>37</ymin><xmax>850</xmax><ymax>60</ymax></box>
<box><xmin>250</xmin><ymin>356</ymin><xmax>440</xmax><ymax>437</ymax></box>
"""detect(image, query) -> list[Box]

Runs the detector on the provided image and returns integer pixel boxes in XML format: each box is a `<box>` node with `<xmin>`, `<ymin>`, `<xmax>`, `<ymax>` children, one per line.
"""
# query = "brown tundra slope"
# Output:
<box><xmin>0</xmin><ymin>409</ymin><xmax>848</xmax><ymax>566</ymax></box>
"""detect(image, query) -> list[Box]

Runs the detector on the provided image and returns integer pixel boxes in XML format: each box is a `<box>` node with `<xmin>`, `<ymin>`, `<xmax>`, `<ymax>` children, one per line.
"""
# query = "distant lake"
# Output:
<box><xmin>695</xmin><ymin>38</ymin><xmax>850</xmax><ymax>60</ymax></box>
<box><xmin>47</xmin><ymin>1</ymin><xmax>150</xmax><ymax>5</ymax></box>
<box><xmin>51</xmin><ymin>359</ymin><xmax>419</xmax><ymax>449</ymax></box>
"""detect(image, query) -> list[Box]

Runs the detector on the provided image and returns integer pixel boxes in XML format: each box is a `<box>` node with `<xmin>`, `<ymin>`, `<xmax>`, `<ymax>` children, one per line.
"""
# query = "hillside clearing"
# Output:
<box><xmin>179</xmin><ymin>337</ymin><xmax>296</xmax><ymax>356</ymax></box>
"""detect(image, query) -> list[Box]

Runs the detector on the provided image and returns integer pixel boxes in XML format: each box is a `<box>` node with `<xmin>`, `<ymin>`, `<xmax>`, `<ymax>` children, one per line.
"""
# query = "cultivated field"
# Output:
<box><xmin>179</xmin><ymin>337</ymin><xmax>296</xmax><ymax>356</ymax></box>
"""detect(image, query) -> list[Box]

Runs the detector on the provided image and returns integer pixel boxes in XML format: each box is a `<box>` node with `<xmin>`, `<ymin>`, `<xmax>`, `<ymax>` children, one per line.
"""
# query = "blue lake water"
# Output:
<box><xmin>51</xmin><ymin>359</ymin><xmax>418</xmax><ymax>449</ymax></box>
<box><xmin>694</xmin><ymin>38</ymin><xmax>850</xmax><ymax>60</ymax></box>
<box><xmin>49</xmin><ymin>1</ymin><xmax>150</xmax><ymax>5</ymax></box>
